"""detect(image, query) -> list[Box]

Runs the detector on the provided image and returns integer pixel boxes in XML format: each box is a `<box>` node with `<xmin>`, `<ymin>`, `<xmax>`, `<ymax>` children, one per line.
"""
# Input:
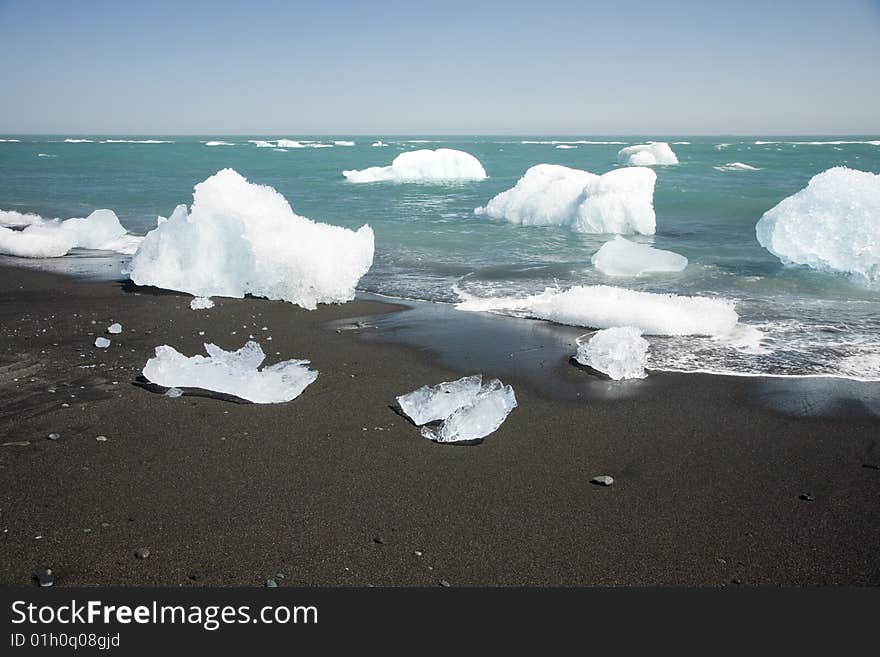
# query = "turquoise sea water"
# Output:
<box><xmin>1</xmin><ymin>135</ymin><xmax>879</xmax><ymax>379</ymax></box>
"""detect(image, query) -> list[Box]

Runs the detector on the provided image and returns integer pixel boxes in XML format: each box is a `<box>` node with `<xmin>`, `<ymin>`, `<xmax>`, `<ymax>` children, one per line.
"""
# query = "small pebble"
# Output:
<box><xmin>439</xmin><ymin>580</ymin><xmax>451</xmax><ymax>588</ymax></box>
<box><xmin>373</xmin><ymin>536</ymin><xmax>385</xmax><ymax>545</ymax></box>
<box><xmin>862</xmin><ymin>463</ymin><xmax>879</xmax><ymax>470</ymax></box>
<box><xmin>591</xmin><ymin>475</ymin><xmax>614</xmax><ymax>486</ymax></box>
<box><xmin>265</xmin><ymin>579</ymin><xmax>278</xmax><ymax>588</ymax></box>
<box><xmin>134</xmin><ymin>547</ymin><xmax>150</xmax><ymax>559</ymax></box>
<box><xmin>34</xmin><ymin>569</ymin><xmax>53</xmax><ymax>587</ymax></box>
<box><xmin>799</xmin><ymin>493</ymin><xmax>815</xmax><ymax>502</ymax></box>
<box><xmin>189</xmin><ymin>571</ymin><xmax>207</xmax><ymax>581</ymax></box>
<box><xmin>95</xmin><ymin>435</ymin><xmax>108</xmax><ymax>442</ymax></box>
<box><xmin>47</xmin><ymin>432</ymin><xmax>61</xmax><ymax>441</ymax></box>
<box><xmin>414</xmin><ymin>550</ymin><xmax>423</xmax><ymax>557</ymax></box>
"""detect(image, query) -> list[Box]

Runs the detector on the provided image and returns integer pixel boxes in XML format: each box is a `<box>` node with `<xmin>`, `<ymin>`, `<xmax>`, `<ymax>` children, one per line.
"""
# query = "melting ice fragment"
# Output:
<box><xmin>420</xmin><ymin>379</ymin><xmax>518</xmax><ymax>444</ymax></box>
<box><xmin>343</xmin><ymin>149</ymin><xmax>487</xmax><ymax>183</ymax></box>
<box><xmin>475</xmin><ymin>164</ymin><xmax>657</xmax><ymax>235</ymax></box>
<box><xmin>0</xmin><ymin>209</ymin><xmax>141</xmax><ymax>258</ymax></box>
<box><xmin>397</xmin><ymin>375</ymin><xmax>517</xmax><ymax>443</ymax></box>
<box><xmin>755</xmin><ymin>167</ymin><xmax>880</xmax><ymax>286</ymax></box>
<box><xmin>190</xmin><ymin>297</ymin><xmax>214</xmax><ymax>310</ymax></box>
<box><xmin>617</xmin><ymin>142</ymin><xmax>679</xmax><ymax>166</ymax></box>
<box><xmin>127</xmin><ymin>168</ymin><xmax>374</xmax><ymax>309</ymax></box>
<box><xmin>574</xmin><ymin>327</ymin><xmax>649</xmax><ymax>380</ymax></box>
<box><xmin>591</xmin><ymin>236</ymin><xmax>687</xmax><ymax>277</ymax></box>
<box><xmin>396</xmin><ymin>375</ymin><xmax>484</xmax><ymax>425</ymax></box>
<box><xmin>94</xmin><ymin>337</ymin><xmax>111</xmax><ymax>348</ymax></box>
<box><xmin>142</xmin><ymin>340</ymin><xmax>317</xmax><ymax>404</ymax></box>
<box><xmin>107</xmin><ymin>323</ymin><xmax>122</xmax><ymax>334</ymax></box>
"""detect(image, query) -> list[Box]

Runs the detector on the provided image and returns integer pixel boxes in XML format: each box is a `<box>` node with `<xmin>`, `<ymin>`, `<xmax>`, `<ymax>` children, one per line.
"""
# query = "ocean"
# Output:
<box><xmin>1</xmin><ymin>135</ymin><xmax>879</xmax><ymax>380</ymax></box>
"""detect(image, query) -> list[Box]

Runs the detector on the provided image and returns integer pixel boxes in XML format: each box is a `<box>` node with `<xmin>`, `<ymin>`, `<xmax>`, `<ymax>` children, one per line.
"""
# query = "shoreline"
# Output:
<box><xmin>1</xmin><ymin>265</ymin><xmax>879</xmax><ymax>586</ymax></box>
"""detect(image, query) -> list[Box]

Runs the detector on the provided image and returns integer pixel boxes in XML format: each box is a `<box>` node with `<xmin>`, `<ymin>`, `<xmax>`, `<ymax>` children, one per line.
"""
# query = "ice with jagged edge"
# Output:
<box><xmin>190</xmin><ymin>297</ymin><xmax>214</xmax><ymax>310</ymax></box>
<box><xmin>617</xmin><ymin>142</ymin><xmax>679</xmax><ymax>166</ymax></box>
<box><xmin>755</xmin><ymin>167</ymin><xmax>880</xmax><ymax>286</ymax></box>
<box><xmin>575</xmin><ymin>327</ymin><xmax>649</xmax><ymax>380</ymax></box>
<box><xmin>592</xmin><ymin>236</ymin><xmax>687</xmax><ymax>276</ymax></box>
<box><xmin>127</xmin><ymin>168</ymin><xmax>374</xmax><ymax>309</ymax></box>
<box><xmin>142</xmin><ymin>340</ymin><xmax>317</xmax><ymax>404</ymax></box>
<box><xmin>474</xmin><ymin>164</ymin><xmax>656</xmax><ymax>235</ymax></box>
<box><xmin>0</xmin><ymin>209</ymin><xmax>142</xmax><ymax>258</ymax></box>
<box><xmin>396</xmin><ymin>374</ymin><xmax>484</xmax><ymax>425</ymax></box>
<box><xmin>343</xmin><ymin>148</ymin><xmax>487</xmax><ymax>183</ymax></box>
<box><xmin>455</xmin><ymin>285</ymin><xmax>739</xmax><ymax>336</ymax></box>
<box><xmin>397</xmin><ymin>375</ymin><xmax>517</xmax><ymax>443</ymax></box>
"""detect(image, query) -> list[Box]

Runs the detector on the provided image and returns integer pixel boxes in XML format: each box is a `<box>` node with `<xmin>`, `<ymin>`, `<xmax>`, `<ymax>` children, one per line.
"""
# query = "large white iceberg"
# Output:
<box><xmin>397</xmin><ymin>375</ymin><xmax>517</xmax><ymax>443</ymax></box>
<box><xmin>456</xmin><ymin>285</ymin><xmax>738</xmax><ymax>336</ymax></box>
<box><xmin>574</xmin><ymin>327</ymin><xmax>649</xmax><ymax>380</ymax></box>
<box><xmin>591</xmin><ymin>236</ymin><xmax>687</xmax><ymax>276</ymax></box>
<box><xmin>0</xmin><ymin>209</ymin><xmax>140</xmax><ymax>258</ymax></box>
<box><xmin>474</xmin><ymin>164</ymin><xmax>657</xmax><ymax>235</ymax></box>
<box><xmin>142</xmin><ymin>340</ymin><xmax>317</xmax><ymax>404</ymax></box>
<box><xmin>755</xmin><ymin>167</ymin><xmax>880</xmax><ymax>285</ymax></box>
<box><xmin>127</xmin><ymin>168</ymin><xmax>374</xmax><ymax>309</ymax></box>
<box><xmin>617</xmin><ymin>142</ymin><xmax>679</xmax><ymax>166</ymax></box>
<box><xmin>343</xmin><ymin>148</ymin><xmax>487</xmax><ymax>183</ymax></box>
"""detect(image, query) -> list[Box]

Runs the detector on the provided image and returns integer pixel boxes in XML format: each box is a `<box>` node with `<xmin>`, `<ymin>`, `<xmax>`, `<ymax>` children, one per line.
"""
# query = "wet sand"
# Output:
<box><xmin>1</xmin><ymin>265</ymin><xmax>878</xmax><ymax>586</ymax></box>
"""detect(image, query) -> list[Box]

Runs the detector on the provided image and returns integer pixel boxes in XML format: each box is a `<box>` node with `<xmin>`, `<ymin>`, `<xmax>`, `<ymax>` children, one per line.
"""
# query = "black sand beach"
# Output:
<box><xmin>1</xmin><ymin>266</ymin><xmax>878</xmax><ymax>586</ymax></box>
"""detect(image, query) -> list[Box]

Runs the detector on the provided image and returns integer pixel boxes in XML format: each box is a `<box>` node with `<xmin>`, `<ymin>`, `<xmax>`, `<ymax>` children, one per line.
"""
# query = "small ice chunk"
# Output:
<box><xmin>94</xmin><ymin>337</ymin><xmax>111</xmax><ymax>348</ymax></box>
<box><xmin>164</xmin><ymin>387</ymin><xmax>184</xmax><ymax>398</ymax></box>
<box><xmin>142</xmin><ymin>340</ymin><xmax>317</xmax><ymax>404</ymax></box>
<box><xmin>396</xmin><ymin>375</ymin><xmax>483</xmax><ymax>425</ymax></box>
<box><xmin>190</xmin><ymin>297</ymin><xmax>215</xmax><ymax>310</ymax></box>
<box><xmin>343</xmin><ymin>148</ymin><xmax>487</xmax><ymax>183</ymax></box>
<box><xmin>617</xmin><ymin>142</ymin><xmax>679</xmax><ymax>166</ymax></box>
<box><xmin>107</xmin><ymin>322</ymin><xmax>122</xmax><ymax>334</ymax></box>
<box><xmin>592</xmin><ymin>236</ymin><xmax>687</xmax><ymax>277</ymax></box>
<box><xmin>421</xmin><ymin>379</ymin><xmax>518</xmax><ymax>443</ymax></box>
<box><xmin>574</xmin><ymin>327</ymin><xmax>648</xmax><ymax>380</ymax></box>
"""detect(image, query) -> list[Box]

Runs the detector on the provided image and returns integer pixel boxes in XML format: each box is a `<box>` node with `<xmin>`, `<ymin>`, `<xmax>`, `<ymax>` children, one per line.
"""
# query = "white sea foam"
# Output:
<box><xmin>343</xmin><ymin>148</ymin><xmax>487</xmax><ymax>183</ymax></box>
<box><xmin>521</xmin><ymin>140</ymin><xmax>626</xmax><ymax>145</ymax></box>
<box><xmin>334</xmin><ymin>141</ymin><xmax>355</xmax><ymax>146</ymax></box>
<box><xmin>617</xmin><ymin>142</ymin><xmax>679</xmax><ymax>166</ymax></box>
<box><xmin>37</xmin><ymin>153</ymin><xmax>56</xmax><ymax>158</ymax></box>
<box><xmin>756</xmin><ymin>166</ymin><xmax>880</xmax><ymax>285</ymax></box>
<box><xmin>0</xmin><ymin>209</ymin><xmax>141</xmax><ymax>258</ymax></box>
<box><xmin>574</xmin><ymin>327</ymin><xmax>649</xmax><ymax>380</ymax></box>
<box><xmin>755</xmin><ymin>140</ymin><xmax>880</xmax><ymax>146</ymax></box>
<box><xmin>475</xmin><ymin>164</ymin><xmax>656</xmax><ymax>235</ymax></box>
<box><xmin>0</xmin><ymin>139</ymin><xmax>21</xmax><ymax>143</ymax></box>
<box><xmin>591</xmin><ymin>236</ymin><xmax>687</xmax><ymax>276</ymax></box>
<box><xmin>100</xmin><ymin>139</ymin><xmax>173</xmax><ymax>144</ymax></box>
<box><xmin>555</xmin><ymin>144</ymin><xmax>577</xmax><ymax>149</ymax></box>
<box><xmin>63</xmin><ymin>139</ymin><xmax>94</xmax><ymax>143</ymax></box>
<box><xmin>127</xmin><ymin>168</ymin><xmax>374</xmax><ymax>309</ymax></box>
<box><xmin>142</xmin><ymin>340</ymin><xmax>317</xmax><ymax>404</ymax></box>
<box><xmin>455</xmin><ymin>285</ymin><xmax>739</xmax><ymax>336</ymax></box>
<box><xmin>714</xmin><ymin>162</ymin><xmax>761</xmax><ymax>172</ymax></box>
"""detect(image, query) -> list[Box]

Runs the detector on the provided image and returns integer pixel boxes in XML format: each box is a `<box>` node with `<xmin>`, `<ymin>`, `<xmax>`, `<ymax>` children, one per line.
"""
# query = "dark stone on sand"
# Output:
<box><xmin>265</xmin><ymin>579</ymin><xmax>278</xmax><ymax>588</ymax></box>
<box><xmin>47</xmin><ymin>433</ymin><xmax>61</xmax><ymax>441</ymax></box>
<box><xmin>373</xmin><ymin>536</ymin><xmax>385</xmax><ymax>545</ymax></box>
<box><xmin>34</xmin><ymin>569</ymin><xmax>53</xmax><ymax>587</ymax></box>
<box><xmin>189</xmin><ymin>571</ymin><xmax>207</xmax><ymax>581</ymax></box>
<box><xmin>799</xmin><ymin>493</ymin><xmax>815</xmax><ymax>502</ymax></box>
<box><xmin>134</xmin><ymin>547</ymin><xmax>150</xmax><ymax>559</ymax></box>
<box><xmin>439</xmin><ymin>580</ymin><xmax>451</xmax><ymax>587</ymax></box>
<box><xmin>862</xmin><ymin>463</ymin><xmax>879</xmax><ymax>470</ymax></box>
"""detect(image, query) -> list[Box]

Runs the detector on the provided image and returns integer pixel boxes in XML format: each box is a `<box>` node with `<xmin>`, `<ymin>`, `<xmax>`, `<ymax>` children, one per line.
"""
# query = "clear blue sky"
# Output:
<box><xmin>1</xmin><ymin>0</ymin><xmax>879</xmax><ymax>135</ymax></box>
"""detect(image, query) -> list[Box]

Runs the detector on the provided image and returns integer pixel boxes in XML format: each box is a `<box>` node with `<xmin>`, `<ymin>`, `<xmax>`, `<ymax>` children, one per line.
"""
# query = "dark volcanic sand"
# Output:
<box><xmin>0</xmin><ymin>266</ymin><xmax>878</xmax><ymax>586</ymax></box>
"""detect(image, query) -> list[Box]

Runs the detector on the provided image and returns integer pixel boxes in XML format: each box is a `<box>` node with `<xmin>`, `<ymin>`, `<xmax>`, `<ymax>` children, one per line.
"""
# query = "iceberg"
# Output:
<box><xmin>334</xmin><ymin>141</ymin><xmax>355</xmax><ymax>146</ymax></box>
<box><xmin>142</xmin><ymin>340</ymin><xmax>317</xmax><ymax>404</ymax></box>
<box><xmin>397</xmin><ymin>375</ymin><xmax>516</xmax><ymax>443</ymax></box>
<box><xmin>190</xmin><ymin>297</ymin><xmax>215</xmax><ymax>310</ymax></box>
<box><xmin>343</xmin><ymin>148</ymin><xmax>487</xmax><ymax>183</ymax></box>
<box><xmin>456</xmin><ymin>285</ymin><xmax>738</xmax><ymax>336</ymax></box>
<box><xmin>591</xmin><ymin>236</ymin><xmax>687</xmax><ymax>276</ymax></box>
<box><xmin>617</xmin><ymin>142</ymin><xmax>679</xmax><ymax>166</ymax></box>
<box><xmin>0</xmin><ymin>209</ymin><xmax>141</xmax><ymax>258</ymax></box>
<box><xmin>574</xmin><ymin>327</ymin><xmax>649</xmax><ymax>380</ymax></box>
<box><xmin>127</xmin><ymin>168</ymin><xmax>374</xmax><ymax>309</ymax></box>
<box><xmin>755</xmin><ymin>167</ymin><xmax>880</xmax><ymax>285</ymax></box>
<box><xmin>205</xmin><ymin>141</ymin><xmax>235</xmax><ymax>146</ymax></box>
<box><xmin>421</xmin><ymin>379</ymin><xmax>518</xmax><ymax>444</ymax></box>
<box><xmin>371</xmin><ymin>141</ymin><xmax>388</xmax><ymax>147</ymax></box>
<box><xmin>714</xmin><ymin>162</ymin><xmax>761</xmax><ymax>172</ymax></box>
<box><xmin>396</xmin><ymin>375</ymin><xmax>484</xmax><ymax>425</ymax></box>
<box><xmin>475</xmin><ymin>164</ymin><xmax>656</xmax><ymax>235</ymax></box>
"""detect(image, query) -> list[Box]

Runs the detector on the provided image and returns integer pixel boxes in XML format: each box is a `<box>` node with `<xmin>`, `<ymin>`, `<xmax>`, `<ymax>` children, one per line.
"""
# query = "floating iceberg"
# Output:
<box><xmin>249</xmin><ymin>140</ymin><xmax>275</xmax><ymax>148</ymax></box>
<box><xmin>0</xmin><ymin>209</ymin><xmax>141</xmax><ymax>258</ymax></box>
<box><xmin>475</xmin><ymin>164</ymin><xmax>656</xmax><ymax>235</ymax></box>
<box><xmin>574</xmin><ymin>327</ymin><xmax>649</xmax><ymax>380</ymax></box>
<box><xmin>617</xmin><ymin>142</ymin><xmax>679</xmax><ymax>166</ymax></box>
<box><xmin>755</xmin><ymin>167</ymin><xmax>880</xmax><ymax>285</ymax></box>
<box><xmin>142</xmin><ymin>340</ymin><xmax>317</xmax><ymax>404</ymax></box>
<box><xmin>63</xmin><ymin>139</ymin><xmax>94</xmax><ymax>143</ymax></box>
<box><xmin>456</xmin><ymin>285</ymin><xmax>738</xmax><ymax>336</ymax></box>
<box><xmin>714</xmin><ymin>162</ymin><xmax>761</xmax><ymax>172</ymax></box>
<box><xmin>397</xmin><ymin>375</ymin><xmax>517</xmax><ymax>443</ymax></box>
<box><xmin>371</xmin><ymin>141</ymin><xmax>388</xmax><ymax>147</ymax></box>
<box><xmin>591</xmin><ymin>236</ymin><xmax>687</xmax><ymax>276</ymax></box>
<box><xmin>127</xmin><ymin>168</ymin><xmax>374</xmax><ymax>309</ymax></box>
<box><xmin>190</xmin><ymin>297</ymin><xmax>215</xmax><ymax>310</ymax></box>
<box><xmin>205</xmin><ymin>141</ymin><xmax>235</xmax><ymax>146</ymax></box>
<box><xmin>555</xmin><ymin>144</ymin><xmax>577</xmax><ymax>149</ymax></box>
<box><xmin>334</xmin><ymin>141</ymin><xmax>355</xmax><ymax>146</ymax></box>
<box><xmin>343</xmin><ymin>148</ymin><xmax>487</xmax><ymax>183</ymax></box>
<box><xmin>396</xmin><ymin>375</ymin><xmax>484</xmax><ymax>425</ymax></box>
